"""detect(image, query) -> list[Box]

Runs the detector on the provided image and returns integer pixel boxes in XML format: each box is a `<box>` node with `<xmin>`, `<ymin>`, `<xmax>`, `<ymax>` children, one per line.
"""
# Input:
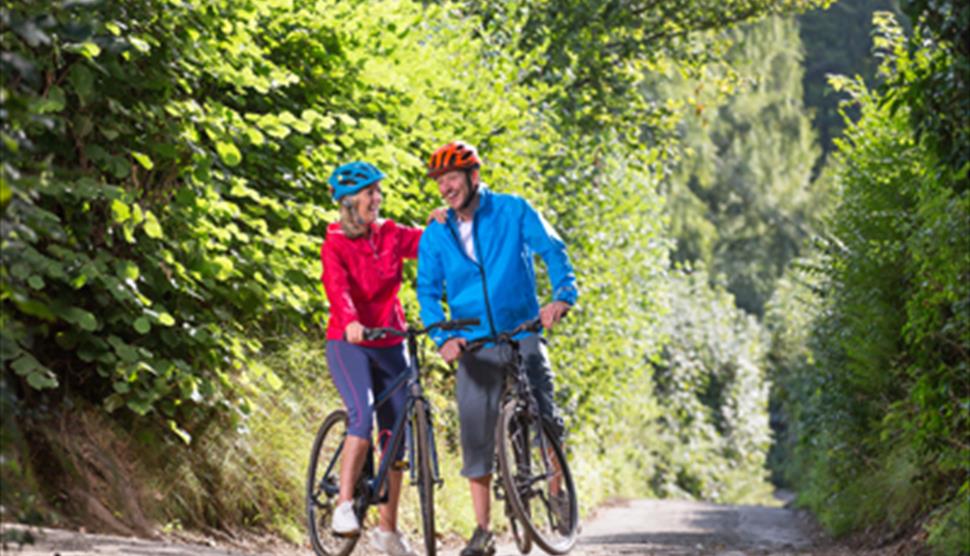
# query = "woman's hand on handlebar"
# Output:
<box><xmin>439</xmin><ymin>337</ymin><xmax>467</xmax><ymax>364</ymax></box>
<box><xmin>540</xmin><ymin>301</ymin><xmax>570</xmax><ymax>330</ymax></box>
<box><xmin>345</xmin><ymin>321</ymin><xmax>365</xmax><ymax>344</ymax></box>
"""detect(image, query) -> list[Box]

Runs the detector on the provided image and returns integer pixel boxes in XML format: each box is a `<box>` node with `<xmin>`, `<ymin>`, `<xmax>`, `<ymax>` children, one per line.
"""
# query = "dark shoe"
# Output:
<box><xmin>459</xmin><ymin>526</ymin><xmax>495</xmax><ymax>556</ymax></box>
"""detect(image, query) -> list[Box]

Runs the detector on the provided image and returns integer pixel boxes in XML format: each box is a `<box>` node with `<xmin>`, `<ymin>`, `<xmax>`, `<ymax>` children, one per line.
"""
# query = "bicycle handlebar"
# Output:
<box><xmin>464</xmin><ymin>317</ymin><xmax>543</xmax><ymax>352</ymax></box>
<box><xmin>361</xmin><ymin>318</ymin><xmax>481</xmax><ymax>341</ymax></box>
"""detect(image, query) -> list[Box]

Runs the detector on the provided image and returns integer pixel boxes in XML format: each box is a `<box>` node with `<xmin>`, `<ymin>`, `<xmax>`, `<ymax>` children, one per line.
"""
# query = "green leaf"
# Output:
<box><xmin>246</xmin><ymin>128</ymin><xmax>265</xmax><ymax>146</ymax></box>
<box><xmin>35</xmin><ymin>86</ymin><xmax>66</xmax><ymax>113</ymax></box>
<box><xmin>128</xmin><ymin>36</ymin><xmax>150</xmax><ymax>53</ymax></box>
<box><xmin>168</xmin><ymin>419</ymin><xmax>192</xmax><ymax>444</ymax></box>
<box><xmin>265</xmin><ymin>370</ymin><xmax>283</xmax><ymax>391</ymax></box>
<box><xmin>116</xmin><ymin>260</ymin><xmax>139</xmax><ymax>281</ymax></box>
<box><xmin>157</xmin><ymin>312</ymin><xmax>175</xmax><ymax>326</ymax></box>
<box><xmin>13</xmin><ymin>296</ymin><xmax>55</xmax><ymax>320</ymax></box>
<box><xmin>60</xmin><ymin>306</ymin><xmax>98</xmax><ymax>331</ymax></box>
<box><xmin>71</xmin><ymin>273</ymin><xmax>88</xmax><ymax>289</ymax></box>
<box><xmin>27</xmin><ymin>275</ymin><xmax>44</xmax><ymax>289</ymax></box>
<box><xmin>26</xmin><ymin>371</ymin><xmax>58</xmax><ymax>389</ymax></box>
<box><xmin>127</xmin><ymin>398</ymin><xmax>153</xmax><ymax>416</ymax></box>
<box><xmin>216</xmin><ymin>141</ymin><xmax>242</xmax><ymax>166</ymax></box>
<box><xmin>134</xmin><ymin>317</ymin><xmax>151</xmax><ymax>334</ymax></box>
<box><xmin>131</xmin><ymin>151</ymin><xmax>154</xmax><ymax>170</ymax></box>
<box><xmin>143</xmin><ymin>211</ymin><xmax>163</xmax><ymax>239</ymax></box>
<box><xmin>11</xmin><ymin>354</ymin><xmax>40</xmax><ymax>376</ymax></box>
<box><xmin>67</xmin><ymin>41</ymin><xmax>102</xmax><ymax>59</ymax></box>
<box><xmin>69</xmin><ymin>65</ymin><xmax>95</xmax><ymax>105</ymax></box>
<box><xmin>107</xmin><ymin>156</ymin><xmax>130</xmax><ymax>178</ymax></box>
<box><xmin>0</xmin><ymin>179</ymin><xmax>11</xmax><ymax>206</ymax></box>
<box><xmin>77</xmin><ymin>311</ymin><xmax>98</xmax><ymax>331</ymax></box>
<box><xmin>111</xmin><ymin>199</ymin><xmax>131</xmax><ymax>223</ymax></box>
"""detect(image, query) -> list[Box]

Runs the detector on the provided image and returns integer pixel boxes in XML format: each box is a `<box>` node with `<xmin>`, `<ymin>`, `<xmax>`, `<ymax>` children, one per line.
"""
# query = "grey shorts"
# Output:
<box><xmin>455</xmin><ymin>334</ymin><xmax>564</xmax><ymax>478</ymax></box>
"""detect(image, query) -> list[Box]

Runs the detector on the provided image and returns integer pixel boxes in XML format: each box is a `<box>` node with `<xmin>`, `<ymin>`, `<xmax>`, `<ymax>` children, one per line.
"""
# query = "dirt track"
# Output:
<box><xmin>1</xmin><ymin>498</ymin><xmax>855</xmax><ymax>556</ymax></box>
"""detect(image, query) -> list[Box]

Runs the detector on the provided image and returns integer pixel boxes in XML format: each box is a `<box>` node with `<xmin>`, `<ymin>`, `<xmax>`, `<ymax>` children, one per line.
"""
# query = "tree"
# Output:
<box><xmin>770</xmin><ymin>12</ymin><xmax>970</xmax><ymax>551</ymax></box>
<box><xmin>662</xmin><ymin>16</ymin><xmax>824</xmax><ymax>316</ymax></box>
<box><xmin>798</xmin><ymin>0</ymin><xmax>906</xmax><ymax>158</ymax></box>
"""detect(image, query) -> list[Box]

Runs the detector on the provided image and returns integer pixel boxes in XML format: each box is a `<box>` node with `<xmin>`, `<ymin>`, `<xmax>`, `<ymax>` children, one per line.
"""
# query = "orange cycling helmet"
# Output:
<box><xmin>427</xmin><ymin>141</ymin><xmax>481</xmax><ymax>178</ymax></box>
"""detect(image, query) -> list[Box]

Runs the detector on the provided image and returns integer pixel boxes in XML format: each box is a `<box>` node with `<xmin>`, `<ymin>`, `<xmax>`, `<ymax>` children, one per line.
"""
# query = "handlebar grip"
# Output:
<box><xmin>362</xmin><ymin>328</ymin><xmax>385</xmax><ymax>341</ymax></box>
<box><xmin>443</xmin><ymin>318</ymin><xmax>481</xmax><ymax>330</ymax></box>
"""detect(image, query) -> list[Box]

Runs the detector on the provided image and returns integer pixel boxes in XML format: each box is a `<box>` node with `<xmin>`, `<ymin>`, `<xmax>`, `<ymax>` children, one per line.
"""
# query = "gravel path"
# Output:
<box><xmin>1</xmin><ymin>498</ymin><xmax>845</xmax><ymax>556</ymax></box>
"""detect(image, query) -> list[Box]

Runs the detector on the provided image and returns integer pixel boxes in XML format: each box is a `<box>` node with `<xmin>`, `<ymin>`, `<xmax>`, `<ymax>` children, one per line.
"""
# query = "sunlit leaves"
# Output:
<box><xmin>64</xmin><ymin>41</ymin><xmax>102</xmax><ymax>59</ymax></box>
<box><xmin>131</xmin><ymin>151</ymin><xmax>154</xmax><ymax>170</ymax></box>
<box><xmin>216</xmin><ymin>141</ymin><xmax>242</xmax><ymax>166</ymax></box>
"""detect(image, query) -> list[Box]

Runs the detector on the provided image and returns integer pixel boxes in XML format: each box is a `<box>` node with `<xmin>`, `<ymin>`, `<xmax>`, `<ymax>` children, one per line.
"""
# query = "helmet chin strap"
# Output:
<box><xmin>458</xmin><ymin>170</ymin><xmax>478</xmax><ymax>212</ymax></box>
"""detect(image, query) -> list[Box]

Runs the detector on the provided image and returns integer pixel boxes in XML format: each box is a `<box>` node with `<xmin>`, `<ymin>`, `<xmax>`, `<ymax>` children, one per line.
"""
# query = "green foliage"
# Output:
<box><xmin>798</xmin><ymin>0</ymin><xmax>906</xmax><ymax>157</ymax></box>
<box><xmin>0</xmin><ymin>0</ymin><xmax>540</xmax><ymax>437</ymax></box>
<box><xmin>661</xmin><ymin>16</ymin><xmax>825</xmax><ymax>316</ymax></box>
<box><xmin>1</xmin><ymin>0</ymin><xmax>341</xmax><ymax>438</ymax></box>
<box><xmin>452</xmin><ymin>0</ymin><xmax>830</xmax><ymax>132</ymax></box>
<box><xmin>650</xmin><ymin>268</ymin><xmax>774</xmax><ymax>503</ymax></box>
<box><xmin>894</xmin><ymin>0</ymin><xmax>970</xmax><ymax>173</ymax></box>
<box><xmin>770</xmin><ymin>12</ymin><xmax>970</xmax><ymax>550</ymax></box>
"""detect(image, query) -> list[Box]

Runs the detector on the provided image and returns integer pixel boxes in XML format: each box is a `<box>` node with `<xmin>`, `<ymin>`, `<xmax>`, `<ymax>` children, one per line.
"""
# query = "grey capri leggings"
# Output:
<box><xmin>455</xmin><ymin>334</ymin><xmax>564</xmax><ymax>478</ymax></box>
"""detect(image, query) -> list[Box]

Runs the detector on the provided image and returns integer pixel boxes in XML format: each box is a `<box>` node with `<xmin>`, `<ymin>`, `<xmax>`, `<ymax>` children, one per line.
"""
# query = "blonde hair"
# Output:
<box><xmin>338</xmin><ymin>192</ymin><xmax>369</xmax><ymax>238</ymax></box>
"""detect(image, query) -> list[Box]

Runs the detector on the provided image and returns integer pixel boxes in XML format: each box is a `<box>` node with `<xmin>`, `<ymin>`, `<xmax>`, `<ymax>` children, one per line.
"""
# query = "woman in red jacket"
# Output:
<box><xmin>320</xmin><ymin>161</ymin><xmax>422</xmax><ymax>556</ymax></box>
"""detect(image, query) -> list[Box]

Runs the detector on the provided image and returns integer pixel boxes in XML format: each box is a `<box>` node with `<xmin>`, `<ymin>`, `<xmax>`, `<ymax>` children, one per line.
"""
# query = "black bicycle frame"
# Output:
<box><xmin>317</xmin><ymin>333</ymin><xmax>440</xmax><ymax>505</ymax></box>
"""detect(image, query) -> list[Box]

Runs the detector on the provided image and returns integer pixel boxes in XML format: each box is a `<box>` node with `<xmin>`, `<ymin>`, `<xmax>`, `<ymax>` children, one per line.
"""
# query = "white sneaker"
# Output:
<box><xmin>331</xmin><ymin>500</ymin><xmax>360</xmax><ymax>535</ymax></box>
<box><xmin>370</xmin><ymin>528</ymin><xmax>418</xmax><ymax>556</ymax></box>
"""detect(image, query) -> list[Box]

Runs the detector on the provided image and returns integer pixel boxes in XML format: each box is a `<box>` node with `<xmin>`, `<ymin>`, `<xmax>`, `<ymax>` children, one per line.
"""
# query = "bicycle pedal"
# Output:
<box><xmin>332</xmin><ymin>529</ymin><xmax>361</xmax><ymax>538</ymax></box>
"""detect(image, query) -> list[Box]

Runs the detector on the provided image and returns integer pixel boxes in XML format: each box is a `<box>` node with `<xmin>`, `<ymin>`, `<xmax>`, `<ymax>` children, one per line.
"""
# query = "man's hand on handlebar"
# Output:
<box><xmin>540</xmin><ymin>301</ymin><xmax>570</xmax><ymax>330</ymax></box>
<box><xmin>439</xmin><ymin>337</ymin><xmax>467</xmax><ymax>364</ymax></box>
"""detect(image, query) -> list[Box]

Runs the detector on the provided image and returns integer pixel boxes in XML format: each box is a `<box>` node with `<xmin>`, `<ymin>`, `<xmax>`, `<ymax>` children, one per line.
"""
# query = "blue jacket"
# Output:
<box><xmin>417</xmin><ymin>187</ymin><xmax>579</xmax><ymax>346</ymax></box>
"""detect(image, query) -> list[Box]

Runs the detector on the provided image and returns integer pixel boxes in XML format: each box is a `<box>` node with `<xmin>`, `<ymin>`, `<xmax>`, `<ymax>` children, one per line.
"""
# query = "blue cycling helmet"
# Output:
<box><xmin>328</xmin><ymin>161</ymin><xmax>385</xmax><ymax>200</ymax></box>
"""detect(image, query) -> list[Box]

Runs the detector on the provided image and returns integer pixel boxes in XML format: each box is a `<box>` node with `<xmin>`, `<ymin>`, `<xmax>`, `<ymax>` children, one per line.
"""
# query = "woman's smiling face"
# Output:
<box><xmin>355</xmin><ymin>182</ymin><xmax>382</xmax><ymax>224</ymax></box>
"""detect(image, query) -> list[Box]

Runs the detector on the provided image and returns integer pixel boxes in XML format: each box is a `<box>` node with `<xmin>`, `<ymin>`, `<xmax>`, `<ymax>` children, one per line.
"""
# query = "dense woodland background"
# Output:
<box><xmin>1</xmin><ymin>0</ymin><xmax>967</xmax><ymax>553</ymax></box>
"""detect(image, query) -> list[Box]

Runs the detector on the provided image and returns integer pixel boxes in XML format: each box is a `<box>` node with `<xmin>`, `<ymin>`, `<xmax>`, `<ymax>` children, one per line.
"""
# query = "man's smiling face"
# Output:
<box><xmin>436</xmin><ymin>169</ymin><xmax>479</xmax><ymax>211</ymax></box>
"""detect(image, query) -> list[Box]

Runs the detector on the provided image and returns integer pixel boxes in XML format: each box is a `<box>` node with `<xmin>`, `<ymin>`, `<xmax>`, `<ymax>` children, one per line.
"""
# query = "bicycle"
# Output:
<box><xmin>306</xmin><ymin>318</ymin><xmax>479</xmax><ymax>556</ymax></box>
<box><xmin>465</xmin><ymin>318</ymin><xmax>579</xmax><ymax>555</ymax></box>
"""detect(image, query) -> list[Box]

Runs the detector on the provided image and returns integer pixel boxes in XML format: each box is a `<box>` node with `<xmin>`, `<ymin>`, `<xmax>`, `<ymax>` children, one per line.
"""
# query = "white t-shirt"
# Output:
<box><xmin>458</xmin><ymin>219</ymin><xmax>476</xmax><ymax>262</ymax></box>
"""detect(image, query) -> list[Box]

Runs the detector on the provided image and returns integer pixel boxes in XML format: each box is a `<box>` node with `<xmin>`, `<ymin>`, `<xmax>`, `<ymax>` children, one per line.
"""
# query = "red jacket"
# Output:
<box><xmin>321</xmin><ymin>219</ymin><xmax>422</xmax><ymax>347</ymax></box>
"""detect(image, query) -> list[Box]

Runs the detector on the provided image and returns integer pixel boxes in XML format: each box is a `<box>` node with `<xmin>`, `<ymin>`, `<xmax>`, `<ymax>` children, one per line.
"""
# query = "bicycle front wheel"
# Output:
<box><xmin>307</xmin><ymin>410</ymin><xmax>359</xmax><ymax>556</ymax></box>
<box><xmin>413</xmin><ymin>399</ymin><xmax>437</xmax><ymax>556</ymax></box>
<box><xmin>497</xmin><ymin>400</ymin><xmax>578</xmax><ymax>554</ymax></box>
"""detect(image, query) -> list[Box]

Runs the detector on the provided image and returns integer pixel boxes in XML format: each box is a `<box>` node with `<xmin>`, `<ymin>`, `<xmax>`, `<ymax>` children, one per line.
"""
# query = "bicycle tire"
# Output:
<box><xmin>507</xmin><ymin>499</ymin><xmax>533</xmax><ymax>554</ymax></box>
<box><xmin>497</xmin><ymin>400</ymin><xmax>578</xmax><ymax>554</ymax></box>
<box><xmin>413</xmin><ymin>399</ymin><xmax>437</xmax><ymax>556</ymax></box>
<box><xmin>307</xmin><ymin>410</ymin><xmax>360</xmax><ymax>556</ymax></box>
<box><xmin>503</xmin><ymin>414</ymin><xmax>533</xmax><ymax>555</ymax></box>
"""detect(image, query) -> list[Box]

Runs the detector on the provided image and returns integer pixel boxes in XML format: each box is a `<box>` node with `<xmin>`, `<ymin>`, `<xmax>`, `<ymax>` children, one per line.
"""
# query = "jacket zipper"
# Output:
<box><xmin>446</xmin><ymin>215</ymin><xmax>497</xmax><ymax>337</ymax></box>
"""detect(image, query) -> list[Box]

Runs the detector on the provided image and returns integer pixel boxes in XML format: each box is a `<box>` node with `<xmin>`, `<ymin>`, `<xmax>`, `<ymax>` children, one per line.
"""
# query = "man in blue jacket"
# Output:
<box><xmin>417</xmin><ymin>141</ymin><xmax>578</xmax><ymax>556</ymax></box>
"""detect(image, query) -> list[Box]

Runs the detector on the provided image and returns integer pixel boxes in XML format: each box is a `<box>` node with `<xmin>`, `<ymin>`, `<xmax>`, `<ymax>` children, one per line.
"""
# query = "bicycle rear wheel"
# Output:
<box><xmin>413</xmin><ymin>399</ymin><xmax>437</xmax><ymax>556</ymax></box>
<box><xmin>497</xmin><ymin>400</ymin><xmax>578</xmax><ymax>554</ymax></box>
<box><xmin>307</xmin><ymin>410</ymin><xmax>360</xmax><ymax>556</ymax></box>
